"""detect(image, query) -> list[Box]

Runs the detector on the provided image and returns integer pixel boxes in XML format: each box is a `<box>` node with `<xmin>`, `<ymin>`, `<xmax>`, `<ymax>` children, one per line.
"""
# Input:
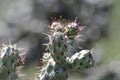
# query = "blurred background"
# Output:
<box><xmin>0</xmin><ymin>0</ymin><xmax>120</xmax><ymax>80</ymax></box>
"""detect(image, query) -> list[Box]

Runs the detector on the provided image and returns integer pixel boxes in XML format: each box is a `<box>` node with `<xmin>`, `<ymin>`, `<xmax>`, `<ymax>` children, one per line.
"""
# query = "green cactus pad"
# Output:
<box><xmin>67</xmin><ymin>50</ymin><xmax>94</xmax><ymax>70</ymax></box>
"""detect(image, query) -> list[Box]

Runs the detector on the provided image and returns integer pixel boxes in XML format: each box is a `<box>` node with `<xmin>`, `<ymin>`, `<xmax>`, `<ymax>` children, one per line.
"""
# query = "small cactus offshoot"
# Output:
<box><xmin>37</xmin><ymin>19</ymin><xmax>94</xmax><ymax>80</ymax></box>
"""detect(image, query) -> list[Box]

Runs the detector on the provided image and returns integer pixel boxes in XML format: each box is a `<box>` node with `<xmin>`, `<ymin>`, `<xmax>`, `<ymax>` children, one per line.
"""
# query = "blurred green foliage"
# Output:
<box><xmin>100</xmin><ymin>0</ymin><xmax>120</xmax><ymax>63</ymax></box>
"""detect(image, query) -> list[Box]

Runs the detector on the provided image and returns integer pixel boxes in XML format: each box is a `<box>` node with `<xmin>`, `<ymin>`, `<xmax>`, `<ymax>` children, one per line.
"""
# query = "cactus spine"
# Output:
<box><xmin>37</xmin><ymin>20</ymin><xmax>94</xmax><ymax>80</ymax></box>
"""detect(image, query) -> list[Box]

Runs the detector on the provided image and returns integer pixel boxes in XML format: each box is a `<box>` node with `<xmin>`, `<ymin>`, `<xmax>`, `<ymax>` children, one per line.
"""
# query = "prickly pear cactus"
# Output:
<box><xmin>0</xmin><ymin>44</ymin><xmax>19</xmax><ymax>80</ymax></box>
<box><xmin>37</xmin><ymin>20</ymin><xmax>94</xmax><ymax>80</ymax></box>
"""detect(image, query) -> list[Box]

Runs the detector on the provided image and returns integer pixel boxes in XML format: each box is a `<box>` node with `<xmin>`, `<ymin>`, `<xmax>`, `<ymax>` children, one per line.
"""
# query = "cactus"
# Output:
<box><xmin>37</xmin><ymin>20</ymin><xmax>94</xmax><ymax>80</ymax></box>
<box><xmin>67</xmin><ymin>50</ymin><xmax>94</xmax><ymax>70</ymax></box>
<box><xmin>0</xmin><ymin>44</ymin><xmax>20</xmax><ymax>80</ymax></box>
